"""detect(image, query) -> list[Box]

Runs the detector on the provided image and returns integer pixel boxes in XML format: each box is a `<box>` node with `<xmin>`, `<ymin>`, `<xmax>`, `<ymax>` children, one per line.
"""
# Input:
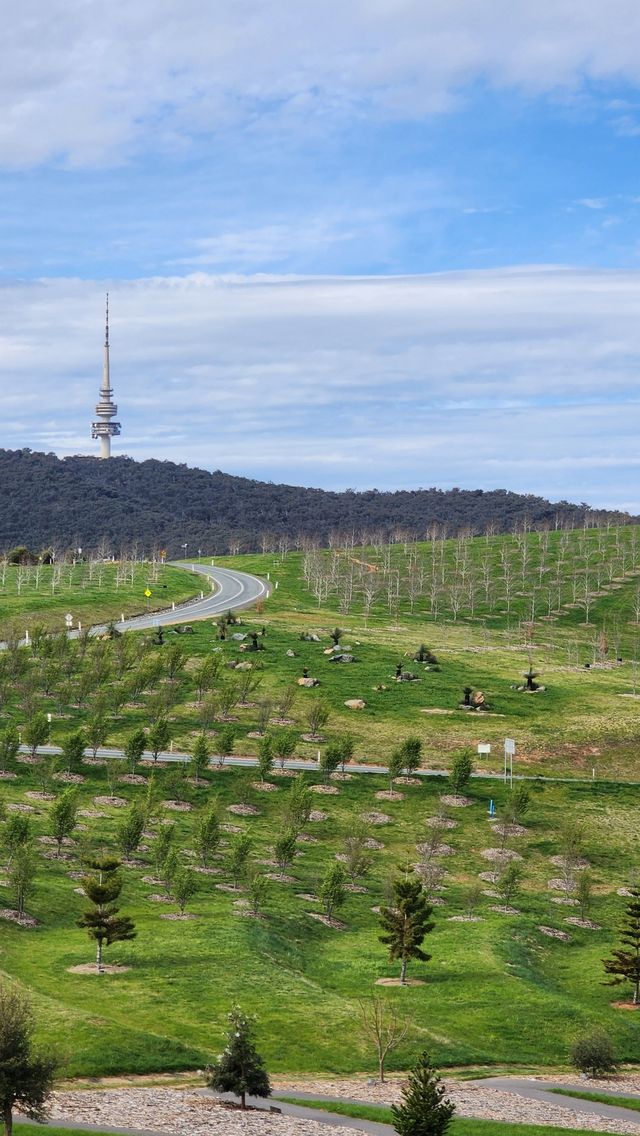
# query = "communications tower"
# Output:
<box><xmin>91</xmin><ymin>294</ymin><xmax>121</xmax><ymax>459</ymax></box>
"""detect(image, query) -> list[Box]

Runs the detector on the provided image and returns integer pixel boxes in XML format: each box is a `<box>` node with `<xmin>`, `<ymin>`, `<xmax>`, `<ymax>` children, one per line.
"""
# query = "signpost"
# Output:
<box><xmin>477</xmin><ymin>743</ymin><xmax>491</xmax><ymax>756</ymax></box>
<box><xmin>504</xmin><ymin>737</ymin><xmax>516</xmax><ymax>785</ymax></box>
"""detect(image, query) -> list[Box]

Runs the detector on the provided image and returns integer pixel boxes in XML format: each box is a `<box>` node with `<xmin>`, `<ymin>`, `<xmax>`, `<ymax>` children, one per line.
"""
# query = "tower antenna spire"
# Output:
<box><xmin>91</xmin><ymin>292</ymin><xmax>121</xmax><ymax>458</ymax></box>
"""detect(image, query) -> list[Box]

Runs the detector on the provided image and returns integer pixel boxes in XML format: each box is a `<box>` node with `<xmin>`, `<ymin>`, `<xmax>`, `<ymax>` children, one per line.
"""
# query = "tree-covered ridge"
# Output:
<box><xmin>0</xmin><ymin>448</ymin><xmax>633</xmax><ymax>556</ymax></box>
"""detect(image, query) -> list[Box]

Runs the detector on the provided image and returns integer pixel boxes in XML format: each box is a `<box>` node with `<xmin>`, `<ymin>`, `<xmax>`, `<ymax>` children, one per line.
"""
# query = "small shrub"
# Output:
<box><xmin>570</xmin><ymin>1030</ymin><xmax>617</xmax><ymax>1078</ymax></box>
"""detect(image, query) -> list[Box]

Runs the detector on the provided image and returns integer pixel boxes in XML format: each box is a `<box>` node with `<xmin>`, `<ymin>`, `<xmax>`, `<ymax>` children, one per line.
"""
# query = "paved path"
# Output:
<box><xmin>211</xmin><ymin>1092</ymin><xmax>394</xmax><ymax>1135</ymax></box>
<box><xmin>469</xmin><ymin>1078</ymin><xmax>640</xmax><ymax>1125</ymax></box>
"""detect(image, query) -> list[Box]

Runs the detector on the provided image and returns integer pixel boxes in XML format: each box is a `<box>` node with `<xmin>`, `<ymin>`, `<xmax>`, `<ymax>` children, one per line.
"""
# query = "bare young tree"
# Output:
<box><xmin>359</xmin><ymin>996</ymin><xmax>409</xmax><ymax>1082</ymax></box>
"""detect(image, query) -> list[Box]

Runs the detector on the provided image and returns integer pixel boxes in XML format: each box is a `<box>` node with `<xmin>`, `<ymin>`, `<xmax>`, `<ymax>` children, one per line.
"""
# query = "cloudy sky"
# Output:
<box><xmin>2</xmin><ymin>1</ymin><xmax>640</xmax><ymax>510</ymax></box>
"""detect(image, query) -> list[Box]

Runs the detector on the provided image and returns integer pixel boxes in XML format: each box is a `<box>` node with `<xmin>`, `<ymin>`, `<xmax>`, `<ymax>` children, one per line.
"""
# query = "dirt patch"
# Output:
<box><xmin>448</xmin><ymin>915</ymin><xmax>483</xmax><ymax>923</ymax></box>
<box><xmin>375</xmin><ymin>790</ymin><xmax>405</xmax><ymax>801</ymax></box>
<box><xmin>93</xmin><ymin>796</ymin><xmax>127</xmax><ymax>808</ymax></box>
<box><xmin>8</xmin><ymin>803</ymin><xmax>35</xmax><ymax>813</ymax></box>
<box><xmin>159</xmin><ymin>912</ymin><xmax>197</xmax><ymax>921</ymax></box>
<box><xmin>271</xmin><ymin>768</ymin><xmax>298</xmax><ymax>778</ymax></box>
<box><xmin>296</xmin><ymin>833</ymin><xmax>318</xmax><ymax>844</ymax></box>
<box><xmin>490</xmin><ymin>905</ymin><xmax>520</xmax><ymax>916</ymax></box>
<box><xmin>119</xmin><ymin>774</ymin><xmax>148</xmax><ymax>785</ymax></box>
<box><xmin>53</xmin><ymin>772</ymin><xmax>85</xmax><ymax>784</ymax></box>
<box><xmin>611</xmin><ymin>1001</ymin><xmax>640</xmax><ymax>1010</ymax></box>
<box><xmin>395</xmin><ymin>776</ymin><xmax>421</xmax><ymax>786</ymax></box>
<box><xmin>163</xmin><ymin>800</ymin><xmax>192</xmax><ymax>812</ymax></box>
<box><xmin>251</xmin><ymin>781</ymin><xmax>278</xmax><ymax>792</ymax></box>
<box><xmin>220</xmin><ymin>823</ymin><xmax>243</xmax><ymax>834</ymax></box>
<box><xmin>426</xmin><ymin>816</ymin><xmax>457</xmax><ymax>830</ymax></box>
<box><xmin>308</xmin><ymin>810</ymin><xmax>328</xmax><ymax>822</ymax></box>
<box><xmin>192</xmin><ymin>865</ymin><xmax>221</xmax><ymax>875</ymax></box>
<box><xmin>68</xmin><ymin>964</ymin><xmax>130</xmax><ymax>975</ymax></box>
<box><xmin>265</xmin><ymin>872</ymin><xmax>296</xmax><ymax>883</ymax></box>
<box><xmin>375</xmin><ymin>977</ymin><xmax>425</xmax><ymax>986</ymax></box>
<box><xmin>146</xmin><ymin>893</ymin><xmax>172</xmax><ymax>903</ymax></box>
<box><xmin>550</xmin><ymin>854</ymin><xmax>590</xmax><ymax>870</ymax></box>
<box><xmin>0</xmin><ymin>771</ymin><xmax>17</xmax><ymax>780</ymax></box>
<box><xmin>551</xmin><ymin>897</ymin><xmax>579</xmax><ymax>906</ymax></box>
<box><xmin>215</xmin><ymin>884</ymin><xmax>244</xmax><ymax>893</ymax></box>
<box><xmin>82</xmin><ymin>757</ymin><xmax>107</xmax><ymax>766</ymax></box>
<box><xmin>312</xmin><ymin>784</ymin><xmax>340</xmax><ymax>795</ymax></box>
<box><xmin>416</xmin><ymin>842</ymin><xmax>455</xmax><ymax>857</ymax></box>
<box><xmin>79</xmin><ymin>809</ymin><xmax>107</xmax><ymax>819</ymax></box>
<box><xmin>364</xmin><ymin>837</ymin><xmax>385</xmax><ymax>850</ymax></box>
<box><xmin>565</xmin><ymin>917</ymin><xmax>602</xmax><ymax>930</ymax></box>
<box><xmin>25</xmin><ymin>791</ymin><xmax>54</xmax><ymax>801</ymax></box>
<box><xmin>330</xmin><ymin>772</ymin><xmax>354</xmax><ymax>781</ymax></box>
<box><xmin>15</xmin><ymin>755</ymin><xmax>41</xmax><ymax>765</ymax></box>
<box><xmin>226</xmin><ymin>804</ymin><xmax>260</xmax><ymax>816</ymax></box>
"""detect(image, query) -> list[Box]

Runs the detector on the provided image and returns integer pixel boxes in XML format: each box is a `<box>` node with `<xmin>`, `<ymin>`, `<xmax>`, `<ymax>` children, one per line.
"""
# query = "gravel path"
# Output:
<box><xmin>41</xmin><ymin>1089</ymin><xmax>371</xmax><ymax>1136</ymax></box>
<box><xmin>274</xmin><ymin>1078</ymin><xmax>640</xmax><ymax>1133</ymax></box>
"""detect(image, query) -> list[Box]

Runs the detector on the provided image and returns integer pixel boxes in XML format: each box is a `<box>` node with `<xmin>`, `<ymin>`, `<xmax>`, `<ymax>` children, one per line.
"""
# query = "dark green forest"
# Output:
<box><xmin>0</xmin><ymin>448</ymin><xmax>633</xmax><ymax>555</ymax></box>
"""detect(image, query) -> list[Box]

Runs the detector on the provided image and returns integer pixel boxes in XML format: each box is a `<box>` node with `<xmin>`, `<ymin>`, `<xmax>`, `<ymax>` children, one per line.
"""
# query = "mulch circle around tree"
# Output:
<box><xmin>361</xmin><ymin>811</ymin><xmax>392</xmax><ymax>825</ymax></box>
<box><xmin>67</xmin><ymin>964</ymin><xmax>130</xmax><ymax>975</ymax></box>
<box><xmin>306</xmin><ymin>912</ymin><xmax>346</xmax><ymax>930</ymax></box>
<box><xmin>565</xmin><ymin>917</ymin><xmax>602</xmax><ymax>930</ymax></box>
<box><xmin>163</xmin><ymin>800</ymin><xmax>192</xmax><ymax>811</ymax></box>
<box><xmin>375</xmin><ymin>790</ymin><xmax>404</xmax><ymax>801</ymax></box>
<box><xmin>538</xmin><ymin>926</ymin><xmax>571</xmax><ymax>941</ymax></box>
<box><xmin>440</xmin><ymin>794</ymin><xmax>473</xmax><ymax>807</ymax></box>
<box><xmin>93</xmin><ymin>796</ymin><xmax>128</xmax><ymax>807</ymax></box>
<box><xmin>312</xmin><ymin>785</ymin><xmax>340</xmax><ymax>795</ymax></box>
<box><xmin>251</xmin><ymin>781</ymin><xmax>278</xmax><ymax>792</ymax></box>
<box><xmin>308</xmin><ymin>810</ymin><xmax>328</xmax><ymax>822</ymax></box>
<box><xmin>482</xmin><ymin>848</ymin><xmax>522</xmax><ymax>863</ymax></box>
<box><xmin>160</xmin><ymin>912</ymin><xmax>197</xmax><ymax>921</ymax></box>
<box><xmin>426</xmin><ymin>816</ymin><xmax>457</xmax><ymax>829</ymax></box>
<box><xmin>611</xmin><ymin>1001</ymin><xmax>640</xmax><ymax>1010</ymax></box>
<box><xmin>375</xmin><ymin>977</ymin><xmax>425</xmax><ymax>986</ymax></box>
<box><xmin>0</xmin><ymin>908</ymin><xmax>38</xmax><ymax>928</ymax></box>
<box><xmin>25</xmin><ymin>790</ymin><xmax>54</xmax><ymax>801</ymax></box>
<box><xmin>227</xmin><ymin>804</ymin><xmax>260</xmax><ymax>815</ymax></box>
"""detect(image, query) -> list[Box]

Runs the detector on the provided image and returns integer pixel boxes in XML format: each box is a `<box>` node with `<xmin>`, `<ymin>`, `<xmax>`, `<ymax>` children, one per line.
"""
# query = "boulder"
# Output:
<box><xmin>345</xmin><ymin>698</ymin><xmax>366</xmax><ymax>710</ymax></box>
<box><xmin>297</xmin><ymin>677</ymin><xmax>320</xmax><ymax>687</ymax></box>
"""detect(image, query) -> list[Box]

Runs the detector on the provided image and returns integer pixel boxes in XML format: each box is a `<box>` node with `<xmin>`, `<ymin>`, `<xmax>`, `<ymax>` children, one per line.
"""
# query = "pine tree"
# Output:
<box><xmin>391</xmin><ymin>1051</ymin><xmax>455</xmax><ymax>1136</ymax></box>
<box><xmin>603</xmin><ymin>887</ymin><xmax>640</xmax><ymax>1004</ymax></box>
<box><xmin>78</xmin><ymin>856</ymin><xmax>136</xmax><ymax>973</ymax></box>
<box><xmin>379</xmin><ymin>872</ymin><xmax>435</xmax><ymax>984</ymax></box>
<box><xmin>207</xmin><ymin>1005</ymin><xmax>271</xmax><ymax>1108</ymax></box>
<box><xmin>0</xmin><ymin>983</ymin><xmax>57</xmax><ymax>1136</ymax></box>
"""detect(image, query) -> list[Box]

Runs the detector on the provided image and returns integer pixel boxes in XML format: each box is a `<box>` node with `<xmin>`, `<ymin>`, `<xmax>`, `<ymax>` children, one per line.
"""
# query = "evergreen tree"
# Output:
<box><xmin>391</xmin><ymin>1051</ymin><xmax>455</xmax><ymax>1136</ymax></box>
<box><xmin>379</xmin><ymin>872</ymin><xmax>435</xmax><ymax>984</ymax></box>
<box><xmin>78</xmin><ymin>856</ymin><xmax>136</xmax><ymax>973</ymax></box>
<box><xmin>0</xmin><ymin>983</ymin><xmax>57</xmax><ymax>1136</ymax></box>
<box><xmin>207</xmin><ymin>1005</ymin><xmax>271</xmax><ymax>1108</ymax></box>
<box><xmin>603</xmin><ymin>887</ymin><xmax>640</xmax><ymax>1004</ymax></box>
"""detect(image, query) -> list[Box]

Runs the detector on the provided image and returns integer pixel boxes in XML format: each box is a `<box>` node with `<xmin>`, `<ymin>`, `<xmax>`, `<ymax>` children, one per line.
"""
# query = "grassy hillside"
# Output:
<box><xmin>1</xmin><ymin>757</ymin><xmax>639</xmax><ymax>1077</ymax></box>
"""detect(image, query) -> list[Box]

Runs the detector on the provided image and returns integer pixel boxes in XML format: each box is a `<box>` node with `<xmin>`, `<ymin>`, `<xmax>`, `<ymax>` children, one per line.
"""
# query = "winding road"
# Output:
<box><xmin>92</xmin><ymin>561</ymin><xmax>270</xmax><ymax>635</ymax></box>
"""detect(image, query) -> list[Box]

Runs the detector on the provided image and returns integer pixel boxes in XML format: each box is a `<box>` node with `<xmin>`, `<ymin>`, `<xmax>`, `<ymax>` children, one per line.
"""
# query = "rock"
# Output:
<box><xmin>231</xmin><ymin>633</ymin><xmax>247</xmax><ymax>641</ymax></box>
<box><xmin>345</xmin><ymin>698</ymin><xmax>366</xmax><ymax>709</ymax></box>
<box><xmin>234</xmin><ymin>661</ymin><xmax>253</xmax><ymax>671</ymax></box>
<box><xmin>297</xmin><ymin>677</ymin><xmax>320</xmax><ymax>687</ymax></box>
<box><xmin>329</xmin><ymin>653</ymin><xmax>356</xmax><ymax>663</ymax></box>
<box><xmin>286</xmin><ymin>649</ymin><xmax>297</xmax><ymax>657</ymax></box>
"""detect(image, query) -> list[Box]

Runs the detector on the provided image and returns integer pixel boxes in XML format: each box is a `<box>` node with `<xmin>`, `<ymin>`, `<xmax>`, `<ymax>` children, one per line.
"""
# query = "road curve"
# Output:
<box><xmin>93</xmin><ymin>562</ymin><xmax>270</xmax><ymax>635</ymax></box>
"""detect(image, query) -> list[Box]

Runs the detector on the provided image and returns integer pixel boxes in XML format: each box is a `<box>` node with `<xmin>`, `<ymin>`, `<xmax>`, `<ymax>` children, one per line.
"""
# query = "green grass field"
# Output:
<box><xmin>1</xmin><ymin>755</ymin><xmax>639</xmax><ymax>1078</ymax></box>
<box><xmin>0</xmin><ymin>561</ymin><xmax>199</xmax><ymax>636</ymax></box>
<box><xmin>548</xmin><ymin>1086</ymin><xmax>640</xmax><ymax>1111</ymax></box>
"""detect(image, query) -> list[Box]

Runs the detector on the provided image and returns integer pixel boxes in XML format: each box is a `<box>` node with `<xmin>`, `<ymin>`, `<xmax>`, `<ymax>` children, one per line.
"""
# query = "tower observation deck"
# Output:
<box><xmin>91</xmin><ymin>294</ymin><xmax>121</xmax><ymax>459</ymax></box>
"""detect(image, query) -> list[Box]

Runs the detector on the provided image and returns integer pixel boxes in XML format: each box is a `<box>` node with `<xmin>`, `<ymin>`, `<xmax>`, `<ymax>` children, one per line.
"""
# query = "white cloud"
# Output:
<box><xmin>3</xmin><ymin>0</ymin><xmax>640</xmax><ymax>167</ymax></box>
<box><xmin>1</xmin><ymin>267</ymin><xmax>640</xmax><ymax>510</ymax></box>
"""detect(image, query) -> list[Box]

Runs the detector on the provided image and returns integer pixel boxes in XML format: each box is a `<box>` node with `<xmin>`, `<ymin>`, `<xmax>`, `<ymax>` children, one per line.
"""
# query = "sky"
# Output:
<box><xmin>2</xmin><ymin>1</ymin><xmax>640</xmax><ymax>511</ymax></box>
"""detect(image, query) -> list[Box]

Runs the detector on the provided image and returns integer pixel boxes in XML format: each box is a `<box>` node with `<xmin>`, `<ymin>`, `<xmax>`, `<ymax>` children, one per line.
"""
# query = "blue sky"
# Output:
<box><xmin>2</xmin><ymin>1</ymin><xmax>640</xmax><ymax>511</ymax></box>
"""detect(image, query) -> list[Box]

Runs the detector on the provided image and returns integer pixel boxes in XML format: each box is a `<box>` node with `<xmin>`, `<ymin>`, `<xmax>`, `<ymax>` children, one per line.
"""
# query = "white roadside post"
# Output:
<box><xmin>504</xmin><ymin>737</ymin><xmax>516</xmax><ymax>785</ymax></box>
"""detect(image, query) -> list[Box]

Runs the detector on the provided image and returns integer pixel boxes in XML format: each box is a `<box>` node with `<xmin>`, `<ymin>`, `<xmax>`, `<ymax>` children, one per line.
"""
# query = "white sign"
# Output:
<box><xmin>477</xmin><ymin>743</ymin><xmax>491</xmax><ymax>754</ymax></box>
<box><xmin>504</xmin><ymin>738</ymin><xmax>516</xmax><ymax>756</ymax></box>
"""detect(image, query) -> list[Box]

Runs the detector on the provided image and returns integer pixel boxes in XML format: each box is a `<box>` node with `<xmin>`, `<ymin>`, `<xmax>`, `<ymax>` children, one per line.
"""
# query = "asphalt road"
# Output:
<box><xmin>92</xmin><ymin>561</ymin><xmax>270</xmax><ymax>635</ymax></box>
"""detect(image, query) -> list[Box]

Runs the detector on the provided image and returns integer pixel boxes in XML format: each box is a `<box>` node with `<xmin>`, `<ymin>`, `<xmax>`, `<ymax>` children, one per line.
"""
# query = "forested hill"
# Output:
<box><xmin>0</xmin><ymin>448</ymin><xmax>634</xmax><ymax>555</ymax></box>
